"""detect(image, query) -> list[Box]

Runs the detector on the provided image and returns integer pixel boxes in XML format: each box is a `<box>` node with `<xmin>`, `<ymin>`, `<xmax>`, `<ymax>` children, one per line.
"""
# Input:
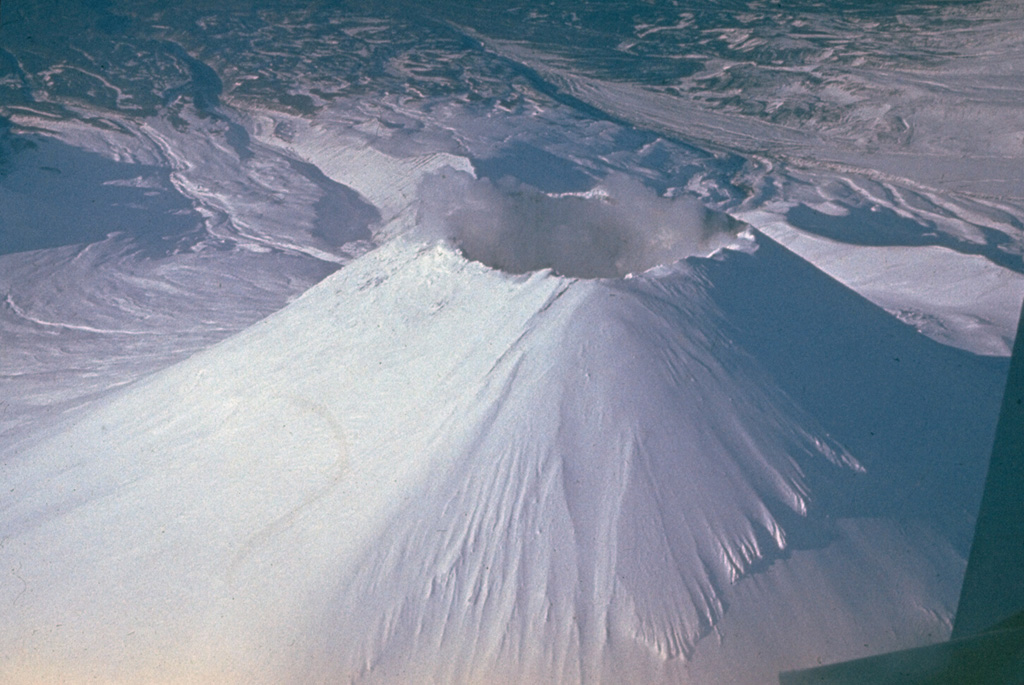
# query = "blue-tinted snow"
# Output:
<box><xmin>1</xmin><ymin>0</ymin><xmax>1022</xmax><ymax>682</ymax></box>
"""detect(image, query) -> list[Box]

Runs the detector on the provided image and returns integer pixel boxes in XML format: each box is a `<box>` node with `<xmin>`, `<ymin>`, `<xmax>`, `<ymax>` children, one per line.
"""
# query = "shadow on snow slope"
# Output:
<box><xmin>698</xmin><ymin>233</ymin><xmax>1008</xmax><ymax>555</ymax></box>
<box><xmin>0</xmin><ymin>232</ymin><xmax>1007</xmax><ymax>684</ymax></box>
<box><xmin>787</xmin><ymin>203</ymin><xmax>1024</xmax><ymax>275</ymax></box>
<box><xmin>0</xmin><ymin>133</ymin><xmax>201</xmax><ymax>257</ymax></box>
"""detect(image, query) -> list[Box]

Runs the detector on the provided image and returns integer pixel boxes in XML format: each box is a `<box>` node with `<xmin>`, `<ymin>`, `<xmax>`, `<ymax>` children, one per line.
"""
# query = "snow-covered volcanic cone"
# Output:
<box><xmin>0</xmin><ymin>182</ymin><xmax>1005</xmax><ymax>682</ymax></box>
<box><xmin>2</xmin><ymin>2</ymin><xmax>1019</xmax><ymax>679</ymax></box>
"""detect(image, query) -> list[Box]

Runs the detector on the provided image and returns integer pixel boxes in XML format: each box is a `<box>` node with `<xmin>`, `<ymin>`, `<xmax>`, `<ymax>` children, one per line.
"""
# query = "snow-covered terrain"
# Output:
<box><xmin>1</xmin><ymin>0</ymin><xmax>1021</xmax><ymax>682</ymax></box>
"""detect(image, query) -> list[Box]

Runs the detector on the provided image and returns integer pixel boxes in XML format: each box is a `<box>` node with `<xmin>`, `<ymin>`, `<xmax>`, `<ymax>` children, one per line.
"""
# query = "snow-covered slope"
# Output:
<box><xmin>0</xmin><ymin>232</ymin><xmax>1005</xmax><ymax>683</ymax></box>
<box><xmin>1</xmin><ymin>1</ymin><xmax>1019</xmax><ymax>682</ymax></box>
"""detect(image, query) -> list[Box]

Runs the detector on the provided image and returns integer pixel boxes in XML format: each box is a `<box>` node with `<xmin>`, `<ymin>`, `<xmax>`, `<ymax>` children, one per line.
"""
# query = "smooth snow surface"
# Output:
<box><xmin>1</xmin><ymin>0</ymin><xmax>1022</xmax><ymax>682</ymax></box>
<box><xmin>0</xmin><ymin>235</ymin><xmax>1007</xmax><ymax>683</ymax></box>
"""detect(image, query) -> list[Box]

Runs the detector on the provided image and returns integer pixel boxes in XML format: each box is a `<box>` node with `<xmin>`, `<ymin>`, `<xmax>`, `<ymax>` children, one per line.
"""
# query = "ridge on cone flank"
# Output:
<box><xmin>0</xmin><ymin>234</ymin><xmax>1005</xmax><ymax>684</ymax></box>
<box><xmin>0</xmin><ymin>238</ymin><xmax>571</xmax><ymax>682</ymax></box>
<box><xmin>304</xmin><ymin>251</ymin><xmax>865</xmax><ymax>684</ymax></box>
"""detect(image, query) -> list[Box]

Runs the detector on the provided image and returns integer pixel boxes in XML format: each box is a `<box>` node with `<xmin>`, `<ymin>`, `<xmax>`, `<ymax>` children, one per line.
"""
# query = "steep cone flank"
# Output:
<box><xmin>0</xmin><ymin>235</ymin><xmax>1005</xmax><ymax>684</ymax></box>
<box><xmin>305</xmin><ymin>247</ymin><xmax>862</xmax><ymax>684</ymax></box>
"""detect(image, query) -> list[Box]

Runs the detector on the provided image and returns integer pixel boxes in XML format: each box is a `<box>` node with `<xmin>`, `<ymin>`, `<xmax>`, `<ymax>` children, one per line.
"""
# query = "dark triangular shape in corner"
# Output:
<box><xmin>953</xmin><ymin>296</ymin><xmax>1024</xmax><ymax>639</ymax></box>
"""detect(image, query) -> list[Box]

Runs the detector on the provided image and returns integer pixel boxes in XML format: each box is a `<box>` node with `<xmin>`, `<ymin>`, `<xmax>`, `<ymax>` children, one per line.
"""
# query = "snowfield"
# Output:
<box><xmin>1</xmin><ymin>0</ymin><xmax>1022</xmax><ymax>682</ymax></box>
<box><xmin>0</xmin><ymin>228</ymin><xmax>1007</xmax><ymax>683</ymax></box>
